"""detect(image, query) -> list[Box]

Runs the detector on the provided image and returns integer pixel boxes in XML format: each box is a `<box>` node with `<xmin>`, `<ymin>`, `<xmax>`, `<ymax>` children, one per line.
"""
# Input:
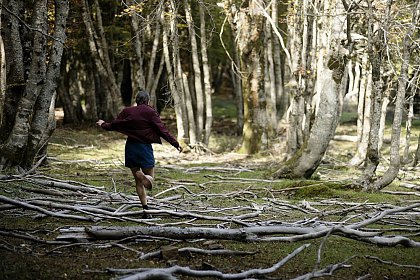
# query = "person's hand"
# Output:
<box><xmin>176</xmin><ymin>146</ymin><xmax>183</xmax><ymax>153</ymax></box>
<box><xmin>96</xmin><ymin>119</ymin><xmax>105</xmax><ymax>126</ymax></box>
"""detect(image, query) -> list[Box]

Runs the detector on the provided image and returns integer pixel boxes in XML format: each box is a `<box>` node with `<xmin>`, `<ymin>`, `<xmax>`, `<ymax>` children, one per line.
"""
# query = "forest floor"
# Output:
<box><xmin>1</xmin><ymin>117</ymin><xmax>420</xmax><ymax>279</ymax></box>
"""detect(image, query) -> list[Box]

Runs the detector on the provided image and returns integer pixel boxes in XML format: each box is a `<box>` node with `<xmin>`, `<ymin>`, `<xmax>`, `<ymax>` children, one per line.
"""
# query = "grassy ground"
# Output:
<box><xmin>1</xmin><ymin>110</ymin><xmax>420</xmax><ymax>279</ymax></box>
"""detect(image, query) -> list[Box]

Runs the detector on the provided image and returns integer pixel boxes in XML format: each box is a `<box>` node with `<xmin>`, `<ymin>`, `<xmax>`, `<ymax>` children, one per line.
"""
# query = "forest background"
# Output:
<box><xmin>1</xmin><ymin>0</ymin><xmax>420</xmax><ymax>279</ymax></box>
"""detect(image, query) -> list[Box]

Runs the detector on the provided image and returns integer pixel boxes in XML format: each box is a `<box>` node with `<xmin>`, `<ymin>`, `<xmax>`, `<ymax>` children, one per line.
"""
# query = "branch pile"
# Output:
<box><xmin>1</xmin><ymin>172</ymin><xmax>419</xmax><ymax>279</ymax></box>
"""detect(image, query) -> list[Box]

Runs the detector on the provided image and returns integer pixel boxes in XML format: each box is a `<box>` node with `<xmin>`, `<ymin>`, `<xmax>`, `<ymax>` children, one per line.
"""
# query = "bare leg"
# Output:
<box><xmin>141</xmin><ymin>167</ymin><xmax>154</xmax><ymax>181</ymax></box>
<box><xmin>130</xmin><ymin>167</ymin><xmax>147</xmax><ymax>206</ymax></box>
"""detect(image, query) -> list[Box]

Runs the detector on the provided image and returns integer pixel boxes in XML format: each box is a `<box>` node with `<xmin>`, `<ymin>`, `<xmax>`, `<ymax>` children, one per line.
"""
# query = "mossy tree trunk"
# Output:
<box><xmin>239</xmin><ymin>1</ymin><xmax>265</xmax><ymax>154</ymax></box>
<box><xmin>274</xmin><ymin>0</ymin><xmax>347</xmax><ymax>179</ymax></box>
<box><xmin>223</xmin><ymin>0</ymin><xmax>265</xmax><ymax>154</ymax></box>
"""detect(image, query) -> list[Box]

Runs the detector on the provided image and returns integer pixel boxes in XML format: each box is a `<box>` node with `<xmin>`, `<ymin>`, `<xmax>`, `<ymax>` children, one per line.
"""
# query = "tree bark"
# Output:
<box><xmin>128</xmin><ymin>0</ymin><xmax>146</xmax><ymax>92</ymax></box>
<box><xmin>274</xmin><ymin>0</ymin><xmax>347</xmax><ymax>179</ymax></box>
<box><xmin>184</xmin><ymin>0</ymin><xmax>204</xmax><ymax>142</ymax></box>
<box><xmin>233</xmin><ymin>0</ymin><xmax>265</xmax><ymax>154</ymax></box>
<box><xmin>349</xmin><ymin>53</ymin><xmax>371</xmax><ymax>166</ymax></box>
<box><xmin>223</xmin><ymin>1</ymin><xmax>243</xmax><ymax>136</ymax></box>
<box><xmin>360</xmin><ymin>0</ymin><xmax>388</xmax><ymax>183</ymax></box>
<box><xmin>161</xmin><ymin>1</ymin><xmax>185</xmax><ymax>145</ymax></box>
<box><xmin>0</xmin><ymin>0</ymin><xmax>5</xmax><ymax>127</ymax></box>
<box><xmin>81</xmin><ymin>0</ymin><xmax>122</xmax><ymax>120</ymax></box>
<box><xmin>368</xmin><ymin>0</ymin><xmax>420</xmax><ymax>191</ymax></box>
<box><xmin>0</xmin><ymin>0</ymin><xmax>69</xmax><ymax>170</ymax></box>
<box><xmin>200</xmin><ymin>4</ymin><xmax>213</xmax><ymax>145</ymax></box>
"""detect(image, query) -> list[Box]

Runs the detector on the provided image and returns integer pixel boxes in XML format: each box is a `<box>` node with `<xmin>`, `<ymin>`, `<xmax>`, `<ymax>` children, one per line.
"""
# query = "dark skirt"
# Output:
<box><xmin>124</xmin><ymin>138</ymin><xmax>155</xmax><ymax>168</ymax></box>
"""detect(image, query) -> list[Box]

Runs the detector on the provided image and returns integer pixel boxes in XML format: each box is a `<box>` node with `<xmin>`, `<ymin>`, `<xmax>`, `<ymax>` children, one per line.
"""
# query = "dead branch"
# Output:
<box><xmin>381</xmin><ymin>190</ymin><xmax>420</xmax><ymax>197</ymax></box>
<box><xmin>290</xmin><ymin>256</ymin><xmax>355</xmax><ymax>280</ymax></box>
<box><xmin>0</xmin><ymin>229</ymin><xmax>69</xmax><ymax>245</ymax></box>
<box><xmin>0</xmin><ymin>195</ymin><xmax>98</xmax><ymax>222</ymax></box>
<box><xmin>365</xmin><ymin>255</ymin><xmax>420</xmax><ymax>269</ymax></box>
<box><xmin>140</xmin><ymin>246</ymin><xmax>257</xmax><ymax>260</ymax></box>
<box><xmin>115</xmin><ymin>243</ymin><xmax>310</xmax><ymax>280</ymax></box>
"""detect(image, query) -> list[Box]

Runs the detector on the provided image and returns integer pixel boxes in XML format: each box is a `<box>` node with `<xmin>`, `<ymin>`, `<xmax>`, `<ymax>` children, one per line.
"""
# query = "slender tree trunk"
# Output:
<box><xmin>146</xmin><ymin>19</ymin><xmax>162</xmax><ymax>107</ymax></box>
<box><xmin>128</xmin><ymin>0</ymin><xmax>146</xmax><ymax>92</ymax></box>
<box><xmin>223</xmin><ymin>1</ymin><xmax>243</xmax><ymax>135</ymax></box>
<box><xmin>0</xmin><ymin>0</ymin><xmax>5</xmax><ymax>127</ymax></box>
<box><xmin>84</xmin><ymin>63</ymin><xmax>98</xmax><ymax>121</ymax></box>
<box><xmin>200</xmin><ymin>4</ymin><xmax>213</xmax><ymax>146</ymax></box>
<box><xmin>403</xmin><ymin>95</ymin><xmax>414</xmax><ymax>164</ymax></box>
<box><xmin>81</xmin><ymin>0</ymin><xmax>122</xmax><ymax>120</ymax></box>
<box><xmin>184</xmin><ymin>0</ymin><xmax>204</xmax><ymax>142</ymax></box>
<box><xmin>368</xmin><ymin>0</ymin><xmax>420</xmax><ymax>191</ymax></box>
<box><xmin>414</xmin><ymin>134</ymin><xmax>420</xmax><ymax>167</ymax></box>
<box><xmin>265</xmin><ymin>16</ymin><xmax>277</xmax><ymax>136</ymax></box>
<box><xmin>57</xmin><ymin>51</ymin><xmax>84</xmax><ymax>124</ymax></box>
<box><xmin>161</xmin><ymin>1</ymin><xmax>185</xmax><ymax>145</ymax></box>
<box><xmin>403</xmin><ymin>67</ymin><xmax>419</xmax><ymax>164</ymax></box>
<box><xmin>271</xmin><ymin>0</ymin><xmax>286</xmax><ymax>120</ymax></box>
<box><xmin>350</xmin><ymin>53</ymin><xmax>371</xmax><ymax>166</ymax></box>
<box><xmin>182</xmin><ymin>72</ymin><xmax>197</xmax><ymax>145</ymax></box>
<box><xmin>361</xmin><ymin>1</ymin><xmax>387</xmax><ymax>183</ymax></box>
<box><xmin>378</xmin><ymin>83</ymin><xmax>390</xmax><ymax>151</ymax></box>
<box><xmin>282</xmin><ymin>0</ymin><xmax>315</xmax><ymax>156</ymax></box>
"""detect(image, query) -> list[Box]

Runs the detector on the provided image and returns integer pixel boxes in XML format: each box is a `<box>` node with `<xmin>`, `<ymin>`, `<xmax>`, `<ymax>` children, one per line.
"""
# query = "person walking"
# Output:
<box><xmin>96</xmin><ymin>90</ymin><xmax>182</xmax><ymax>218</ymax></box>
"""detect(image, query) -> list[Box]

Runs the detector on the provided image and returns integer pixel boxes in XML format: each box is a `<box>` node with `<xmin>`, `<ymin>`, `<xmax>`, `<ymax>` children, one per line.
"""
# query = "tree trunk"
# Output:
<box><xmin>145</xmin><ymin>19</ymin><xmax>162</xmax><ymax>107</ymax></box>
<box><xmin>81</xmin><ymin>0</ymin><xmax>122</xmax><ymax>120</ymax></box>
<box><xmin>161</xmin><ymin>1</ymin><xmax>185</xmax><ymax>145</ymax></box>
<box><xmin>0</xmin><ymin>0</ymin><xmax>69</xmax><ymax>171</ymax></box>
<box><xmin>349</xmin><ymin>53</ymin><xmax>371</xmax><ymax>166</ymax></box>
<box><xmin>360</xmin><ymin>0</ymin><xmax>387</xmax><ymax>183</ymax></box>
<box><xmin>367</xmin><ymin>0</ymin><xmax>420</xmax><ymax>191</ymax></box>
<box><xmin>182</xmin><ymin>72</ymin><xmax>197</xmax><ymax>144</ymax></box>
<box><xmin>128</xmin><ymin>0</ymin><xmax>146</xmax><ymax>92</ymax></box>
<box><xmin>57</xmin><ymin>51</ymin><xmax>84</xmax><ymax>124</ymax></box>
<box><xmin>184</xmin><ymin>0</ymin><xmax>204</xmax><ymax>143</ymax></box>
<box><xmin>235</xmin><ymin>1</ymin><xmax>265</xmax><ymax>154</ymax></box>
<box><xmin>0</xmin><ymin>0</ymin><xmax>24</xmax><ymax>144</ymax></box>
<box><xmin>223</xmin><ymin>1</ymin><xmax>243</xmax><ymax>136</ymax></box>
<box><xmin>274</xmin><ymin>0</ymin><xmax>347</xmax><ymax>179</ymax></box>
<box><xmin>403</xmin><ymin>65</ymin><xmax>419</xmax><ymax>164</ymax></box>
<box><xmin>271</xmin><ymin>1</ymin><xmax>286</xmax><ymax>120</ymax></box>
<box><xmin>0</xmin><ymin>0</ymin><xmax>5</xmax><ymax>127</ymax></box>
<box><xmin>264</xmin><ymin>15</ymin><xmax>277</xmax><ymax>136</ymax></box>
<box><xmin>283</xmin><ymin>0</ymin><xmax>313</xmax><ymax>156</ymax></box>
<box><xmin>24</xmin><ymin>0</ymin><xmax>70</xmax><ymax>167</ymax></box>
<box><xmin>200</xmin><ymin>4</ymin><xmax>213</xmax><ymax>146</ymax></box>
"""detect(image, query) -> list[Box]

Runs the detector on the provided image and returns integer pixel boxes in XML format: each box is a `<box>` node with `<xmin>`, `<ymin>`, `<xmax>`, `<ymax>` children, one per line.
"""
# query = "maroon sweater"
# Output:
<box><xmin>100</xmin><ymin>104</ymin><xmax>179</xmax><ymax>149</ymax></box>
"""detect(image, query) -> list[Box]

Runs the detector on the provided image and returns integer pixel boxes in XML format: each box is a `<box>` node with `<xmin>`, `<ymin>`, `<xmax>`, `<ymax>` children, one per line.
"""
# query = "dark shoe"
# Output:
<box><xmin>142</xmin><ymin>212</ymin><xmax>152</xmax><ymax>219</ymax></box>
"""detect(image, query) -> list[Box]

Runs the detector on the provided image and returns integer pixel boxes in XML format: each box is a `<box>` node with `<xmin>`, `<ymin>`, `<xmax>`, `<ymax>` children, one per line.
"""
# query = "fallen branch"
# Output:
<box><xmin>0</xmin><ymin>195</ymin><xmax>97</xmax><ymax>222</ymax></box>
<box><xmin>140</xmin><ymin>246</ymin><xmax>257</xmax><ymax>260</ymax></box>
<box><xmin>116</xmin><ymin>243</ymin><xmax>310</xmax><ymax>280</ymax></box>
